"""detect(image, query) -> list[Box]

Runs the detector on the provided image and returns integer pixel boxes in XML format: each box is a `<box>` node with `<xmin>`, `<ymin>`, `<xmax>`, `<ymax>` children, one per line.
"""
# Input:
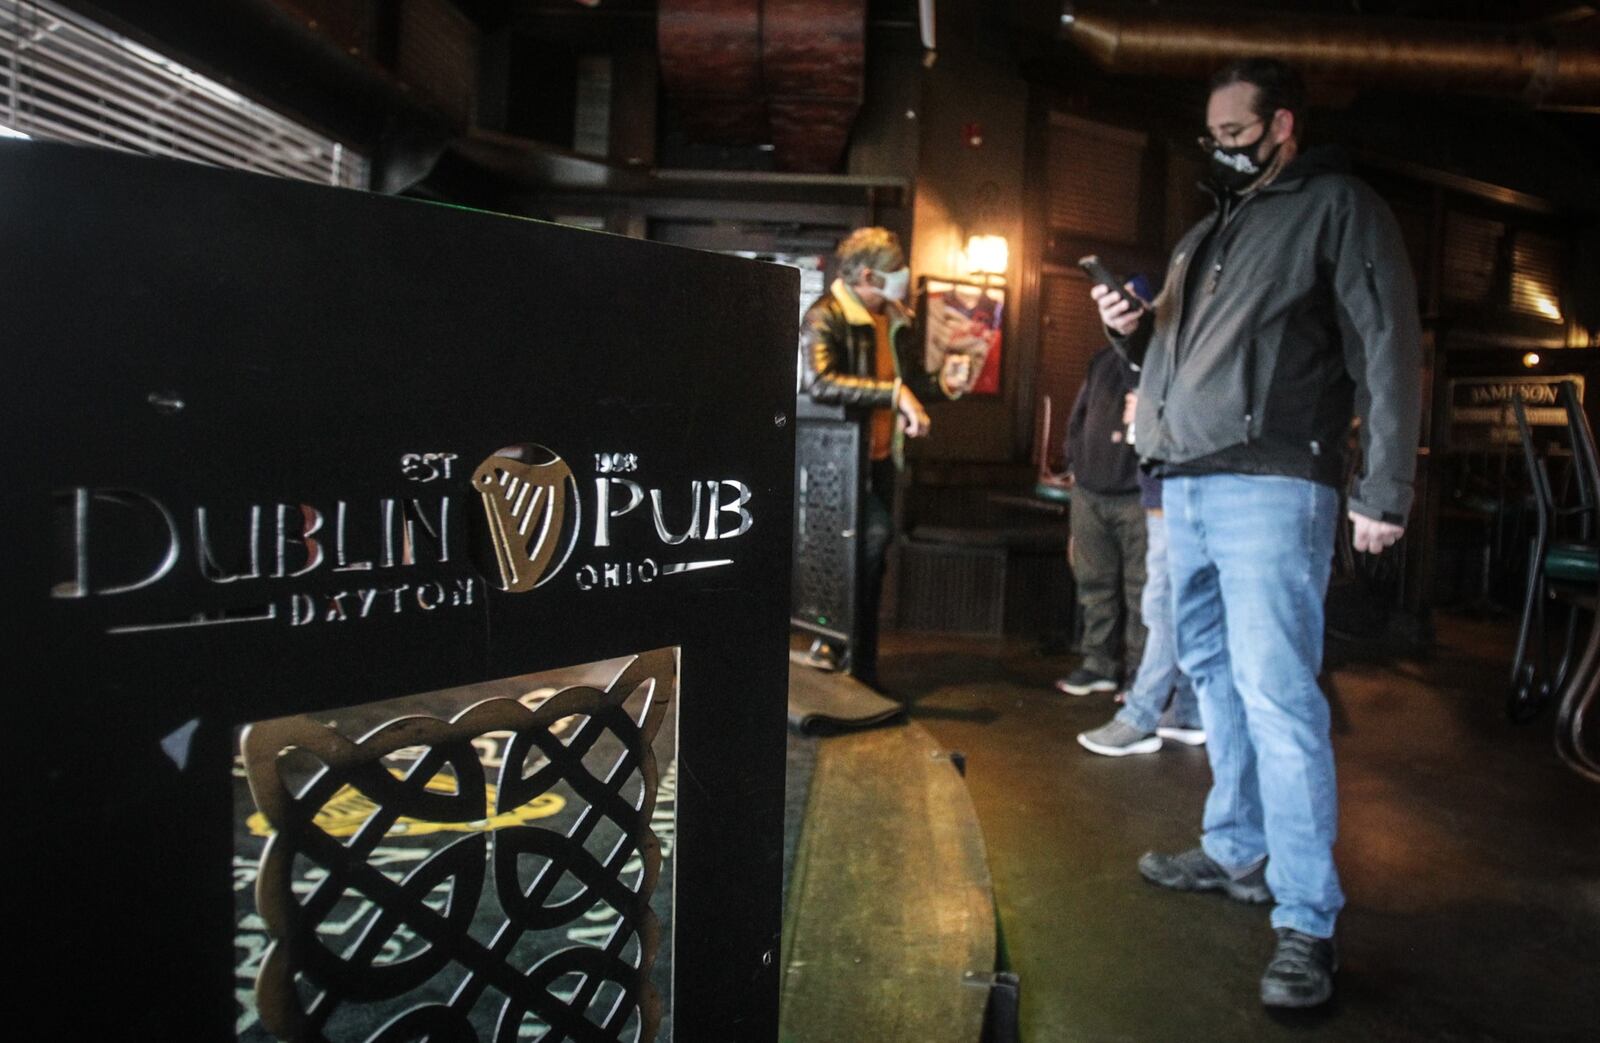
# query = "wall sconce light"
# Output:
<box><xmin>965</xmin><ymin>234</ymin><xmax>1009</xmax><ymax>279</ymax></box>
<box><xmin>1523</xmin><ymin>352</ymin><xmax>1542</xmax><ymax>368</ymax></box>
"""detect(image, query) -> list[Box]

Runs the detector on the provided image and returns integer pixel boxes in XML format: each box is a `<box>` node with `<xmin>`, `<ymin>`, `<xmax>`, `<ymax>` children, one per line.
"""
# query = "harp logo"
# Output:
<box><xmin>472</xmin><ymin>444</ymin><xmax>582</xmax><ymax>592</ymax></box>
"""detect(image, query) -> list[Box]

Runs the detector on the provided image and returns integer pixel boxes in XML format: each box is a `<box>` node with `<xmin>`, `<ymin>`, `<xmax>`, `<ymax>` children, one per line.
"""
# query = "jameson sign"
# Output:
<box><xmin>1446</xmin><ymin>375</ymin><xmax>1585</xmax><ymax>449</ymax></box>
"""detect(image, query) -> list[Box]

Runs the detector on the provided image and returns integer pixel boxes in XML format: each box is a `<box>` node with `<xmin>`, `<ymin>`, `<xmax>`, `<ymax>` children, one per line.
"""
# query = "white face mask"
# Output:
<box><xmin>878</xmin><ymin>266</ymin><xmax>911</xmax><ymax>302</ymax></box>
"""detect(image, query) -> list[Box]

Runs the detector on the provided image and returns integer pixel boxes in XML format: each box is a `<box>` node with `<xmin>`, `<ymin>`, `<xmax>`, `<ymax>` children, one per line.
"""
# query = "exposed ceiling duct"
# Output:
<box><xmin>658</xmin><ymin>0</ymin><xmax>866</xmax><ymax>172</ymax></box>
<box><xmin>1057</xmin><ymin>2</ymin><xmax>1600</xmax><ymax>112</ymax></box>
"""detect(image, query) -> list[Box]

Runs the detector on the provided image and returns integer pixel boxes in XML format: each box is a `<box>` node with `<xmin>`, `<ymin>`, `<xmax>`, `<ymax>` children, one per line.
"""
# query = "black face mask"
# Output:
<box><xmin>1206</xmin><ymin>135</ymin><xmax>1280</xmax><ymax>193</ymax></box>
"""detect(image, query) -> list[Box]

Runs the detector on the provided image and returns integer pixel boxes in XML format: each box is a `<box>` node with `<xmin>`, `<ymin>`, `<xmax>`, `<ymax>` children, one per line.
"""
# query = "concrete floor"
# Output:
<box><xmin>881</xmin><ymin>614</ymin><xmax>1600</xmax><ymax>1042</ymax></box>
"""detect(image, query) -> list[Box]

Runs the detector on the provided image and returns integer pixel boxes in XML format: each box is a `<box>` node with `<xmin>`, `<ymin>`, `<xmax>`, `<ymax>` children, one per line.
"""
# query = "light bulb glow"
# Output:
<box><xmin>964</xmin><ymin>234</ymin><xmax>1009</xmax><ymax>275</ymax></box>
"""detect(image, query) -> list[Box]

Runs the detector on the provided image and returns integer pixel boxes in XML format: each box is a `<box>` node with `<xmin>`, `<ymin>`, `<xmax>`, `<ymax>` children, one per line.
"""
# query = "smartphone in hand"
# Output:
<box><xmin>1078</xmin><ymin>255</ymin><xmax>1149</xmax><ymax>312</ymax></box>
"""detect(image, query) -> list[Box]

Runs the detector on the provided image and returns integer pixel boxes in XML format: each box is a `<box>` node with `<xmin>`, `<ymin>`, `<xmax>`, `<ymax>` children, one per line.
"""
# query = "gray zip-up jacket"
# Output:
<box><xmin>1120</xmin><ymin>146</ymin><xmax>1421</xmax><ymax>523</ymax></box>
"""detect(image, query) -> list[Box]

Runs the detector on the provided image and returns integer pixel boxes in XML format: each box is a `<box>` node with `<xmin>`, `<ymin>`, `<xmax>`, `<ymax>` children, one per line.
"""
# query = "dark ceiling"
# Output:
<box><xmin>65</xmin><ymin>0</ymin><xmax>1600</xmax><ymax>209</ymax></box>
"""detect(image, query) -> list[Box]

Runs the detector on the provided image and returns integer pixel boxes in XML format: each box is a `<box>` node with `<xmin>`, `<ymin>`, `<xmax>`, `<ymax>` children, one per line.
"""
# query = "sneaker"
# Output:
<box><xmin>1054</xmin><ymin>668</ymin><xmax>1118</xmax><ymax>696</ymax></box>
<box><xmin>1137</xmin><ymin>847</ymin><xmax>1271</xmax><ymax>904</ymax></box>
<box><xmin>1156</xmin><ymin>724</ymin><xmax>1206</xmax><ymax>746</ymax></box>
<box><xmin>1077</xmin><ymin>719</ymin><xmax>1162</xmax><ymax>756</ymax></box>
<box><xmin>1260</xmin><ymin>928</ymin><xmax>1338</xmax><ymax>1008</ymax></box>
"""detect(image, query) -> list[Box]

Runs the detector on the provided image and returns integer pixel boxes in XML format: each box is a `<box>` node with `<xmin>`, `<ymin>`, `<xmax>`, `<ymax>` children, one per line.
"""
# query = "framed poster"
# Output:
<box><xmin>920</xmin><ymin>276</ymin><xmax>1005</xmax><ymax>396</ymax></box>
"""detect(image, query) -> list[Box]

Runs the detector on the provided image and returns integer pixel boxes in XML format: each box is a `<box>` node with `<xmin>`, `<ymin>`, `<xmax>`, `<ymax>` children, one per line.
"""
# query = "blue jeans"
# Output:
<box><xmin>1165</xmin><ymin>474</ymin><xmax>1342</xmax><ymax>938</ymax></box>
<box><xmin>1115</xmin><ymin>510</ymin><xmax>1200</xmax><ymax>733</ymax></box>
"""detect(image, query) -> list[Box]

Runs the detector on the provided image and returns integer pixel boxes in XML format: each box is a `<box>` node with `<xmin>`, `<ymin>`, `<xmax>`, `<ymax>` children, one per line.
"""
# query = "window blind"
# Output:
<box><xmin>1510</xmin><ymin>230</ymin><xmax>1563</xmax><ymax>323</ymax></box>
<box><xmin>0</xmin><ymin>0</ymin><xmax>366</xmax><ymax>188</ymax></box>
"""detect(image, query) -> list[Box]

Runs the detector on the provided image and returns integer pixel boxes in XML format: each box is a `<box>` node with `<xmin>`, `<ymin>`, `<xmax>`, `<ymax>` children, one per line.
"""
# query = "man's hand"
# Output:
<box><xmin>1349</xmin><ymin>511</ymin><xmax>1404</xmax><ymax>554</ymax></box>
<box><xmin>897</xmin><ymin>384</ymin><xmax>932</xmax><ymax>438</ymax></box>
<box><xmin>1123</xmin><ymin>391</ymin><xmax>1138</xmax><ymax>426</ymax></box>
<box><xmin>1091</xmin><ymin>283</ymin><xmax>1144</xmax><ymax>336</ymax></box>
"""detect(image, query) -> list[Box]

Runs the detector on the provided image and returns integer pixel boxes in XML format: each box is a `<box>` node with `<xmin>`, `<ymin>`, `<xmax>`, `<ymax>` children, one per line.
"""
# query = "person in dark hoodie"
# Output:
<box><xmin>1092</xmin><ymin>58</ymin><xmax>1421</xmax><ymax>1009</ymax></box>
<box><xmin>1055</xmin><ymin>285</ymin><xmax>1151</xmax><ymax>698</ymax></box>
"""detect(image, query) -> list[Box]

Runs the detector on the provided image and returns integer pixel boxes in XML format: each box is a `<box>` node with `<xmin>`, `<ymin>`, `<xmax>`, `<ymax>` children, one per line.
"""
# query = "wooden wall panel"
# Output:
<box><xmin>1037</xmin><ymin>270</ymin><xmax>1108</xmax><ymax>466</ymax></box>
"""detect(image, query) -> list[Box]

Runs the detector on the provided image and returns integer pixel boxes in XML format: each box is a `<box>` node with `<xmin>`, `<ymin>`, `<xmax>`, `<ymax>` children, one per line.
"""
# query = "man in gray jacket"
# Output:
<box><xmin>1094</xmin><ymin>58</ymin><xmax>1420</xmax><ymax>1008</ymax></box>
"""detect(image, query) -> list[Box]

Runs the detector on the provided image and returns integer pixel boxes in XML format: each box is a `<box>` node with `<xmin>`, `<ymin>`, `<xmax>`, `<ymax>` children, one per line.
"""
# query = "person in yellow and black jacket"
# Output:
<box><xmin>800</xmin><ymin>227</ymin><xmax>967</xmax><ymax>690</ymax></box>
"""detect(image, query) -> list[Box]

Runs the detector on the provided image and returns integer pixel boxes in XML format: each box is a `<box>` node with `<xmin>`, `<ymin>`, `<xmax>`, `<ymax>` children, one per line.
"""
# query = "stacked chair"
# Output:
<box><xmin>1510</xmin><ymin>381</ymin><xmax>1600</xmax><ymax>782</ymax></box>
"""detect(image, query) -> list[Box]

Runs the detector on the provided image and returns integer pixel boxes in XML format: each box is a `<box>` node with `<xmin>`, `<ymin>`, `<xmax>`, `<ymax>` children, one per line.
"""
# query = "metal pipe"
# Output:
<box><xmin>1058</xmin><ymin>2</ymin><xmax>1600</xmax><ymax>109</ymax></box>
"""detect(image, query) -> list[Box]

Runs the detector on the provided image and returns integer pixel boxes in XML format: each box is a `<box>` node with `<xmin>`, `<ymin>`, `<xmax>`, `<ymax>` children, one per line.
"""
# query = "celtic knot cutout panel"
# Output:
<box><xmin>239</xmin><ymin>648</ymin><xmax>677</xmax><ymax>1043</ymax></box>
<box><xmin>792</xmin><ymin>422</ymin><xmax>859</xmax><ymax>635</ymax></box>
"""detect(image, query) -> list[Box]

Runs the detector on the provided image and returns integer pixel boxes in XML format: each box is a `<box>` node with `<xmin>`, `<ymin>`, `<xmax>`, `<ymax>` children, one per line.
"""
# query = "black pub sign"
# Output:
<box><xmin>3</xmin><ymin>141</ymin><xmax>796</xmax><ymax>1041</ymax></box>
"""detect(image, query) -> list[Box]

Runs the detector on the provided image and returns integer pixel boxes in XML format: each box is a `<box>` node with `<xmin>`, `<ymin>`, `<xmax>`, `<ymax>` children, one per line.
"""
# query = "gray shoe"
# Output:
<box><xmin>1260</xmin><ymin>928</ymin><xmax>1337</xmax><ymax>1008</ymax></box>
<box><xmin>1156</xmin><ymin>724</ymin><xmax>1206</xmax><ymax>746</ymax></box>
<box><xmin>1077</xmin><ymin>718</ymin><xmax>1161</xmax><ymax>756</ymax></box>
<box><xmin>1138</xmin><ymin>846</ymin><xmax>1271</xmax><ymax>904</ymax></box>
